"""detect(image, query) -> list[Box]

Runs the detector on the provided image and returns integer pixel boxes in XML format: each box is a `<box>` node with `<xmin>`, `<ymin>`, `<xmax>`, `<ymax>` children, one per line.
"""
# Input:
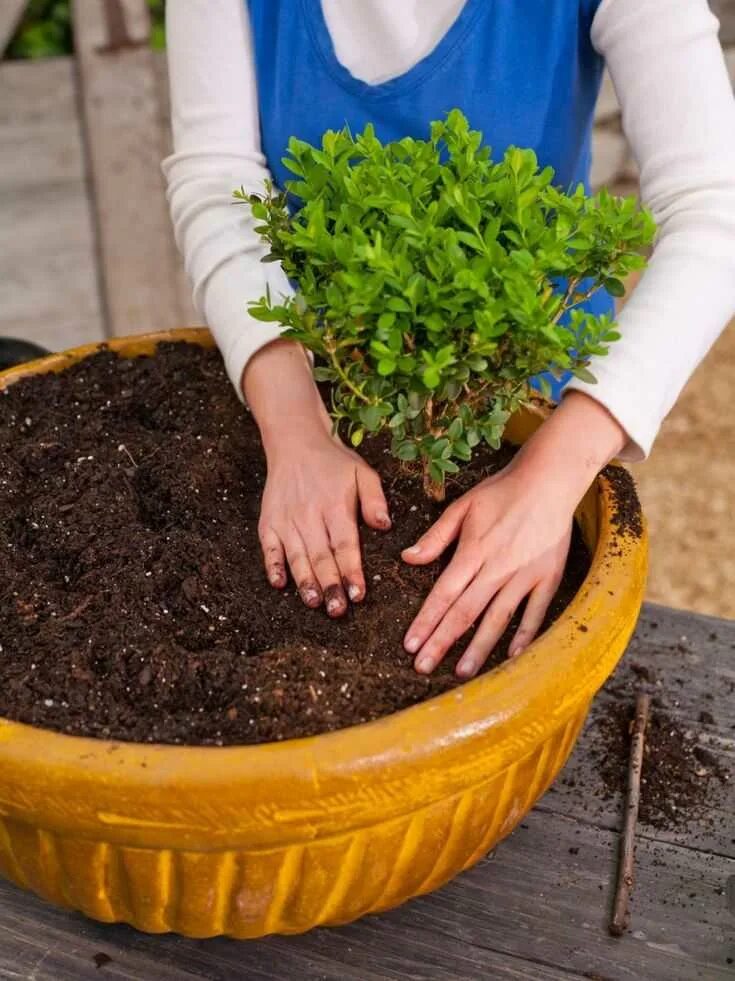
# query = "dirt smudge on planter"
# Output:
<box><xmin>0</xmin><ymin>343</ymin><xmax>590</xmax><ymax>746</ymax></box>
<box><xmin>601</xmin><ymin>464</ymin><xmax>643</xmax><ymax>540</ymax></box>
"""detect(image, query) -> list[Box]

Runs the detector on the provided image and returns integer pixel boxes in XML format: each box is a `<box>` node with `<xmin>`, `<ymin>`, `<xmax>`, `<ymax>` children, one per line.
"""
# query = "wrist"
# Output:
<box><xmin>241</xmin><ymin>339</ymin><xmax>332</xmax><ymax>453</ymax></box>
<box><xmin>512</xmin><ymin>392</ymin><xmax>627</xmax><ymax>509</ymax></box>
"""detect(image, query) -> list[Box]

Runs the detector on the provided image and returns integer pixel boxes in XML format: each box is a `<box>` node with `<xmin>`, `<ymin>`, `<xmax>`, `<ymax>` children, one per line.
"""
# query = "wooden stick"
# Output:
<box><xmin>609</xmin><ymin>692</ymin><xmax>651</xmax><ymax>936</ymax></box>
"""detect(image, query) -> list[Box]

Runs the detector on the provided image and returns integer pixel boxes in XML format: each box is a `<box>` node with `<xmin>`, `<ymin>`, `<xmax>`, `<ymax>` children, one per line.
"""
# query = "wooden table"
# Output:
<box><xmin>0</xmin><ymin>604</ymin><xmax>732</xmax><ymax>981</ymax></box>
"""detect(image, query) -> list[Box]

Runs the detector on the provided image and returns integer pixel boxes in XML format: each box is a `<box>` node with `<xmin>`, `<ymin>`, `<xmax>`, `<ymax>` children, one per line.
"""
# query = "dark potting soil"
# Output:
<box><xmin>0</xmin><ymin>342</ymin><xmax>596</xmax><ymax>746</ymax></box>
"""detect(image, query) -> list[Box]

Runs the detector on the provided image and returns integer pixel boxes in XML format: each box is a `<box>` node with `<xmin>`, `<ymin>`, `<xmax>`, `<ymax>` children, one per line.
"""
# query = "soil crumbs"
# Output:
<box><xmin>583</xmin><ymin>661</ymin><xmax>730</xmax><ymax>832</ymax></box>
<box><xmin>0</xmin><ymin>342</ymin><xmax>591</xmax><ymax>746</ymax></box>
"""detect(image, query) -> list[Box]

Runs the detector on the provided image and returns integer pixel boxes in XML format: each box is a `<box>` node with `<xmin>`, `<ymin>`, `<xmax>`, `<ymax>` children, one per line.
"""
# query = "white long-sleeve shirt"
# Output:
<box><xmin>163</xmin><ymin>0</ymin><xmax>735</xmax><ymax>460</ymax></box>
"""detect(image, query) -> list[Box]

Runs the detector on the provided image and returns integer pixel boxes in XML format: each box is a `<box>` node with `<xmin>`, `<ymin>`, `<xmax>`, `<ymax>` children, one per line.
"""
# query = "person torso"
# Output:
<box><xmin>245</xmin><ymin>0</ymin><xmax>604</xmax><ymax>198</ymax></box>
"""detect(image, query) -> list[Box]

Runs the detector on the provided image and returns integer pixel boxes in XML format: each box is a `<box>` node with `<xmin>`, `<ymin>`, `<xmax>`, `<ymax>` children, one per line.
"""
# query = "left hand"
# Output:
<box><xmin>402</xmin><ymin>392</ymin><xmax>629</xmax><ymax>678</ymax></box>
<box><xmin>402</xmin><ymin>463</ymin><xmax>572</xmax><ymax>678</ymax></box>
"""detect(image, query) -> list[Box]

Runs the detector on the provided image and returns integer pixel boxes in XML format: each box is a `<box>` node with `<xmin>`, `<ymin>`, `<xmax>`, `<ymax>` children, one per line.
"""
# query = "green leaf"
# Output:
<box><xmin>359</xmin><ymin>405</ymin><xmax>384</xmax><ymax>431</ymax></box>
<box><xmin>447</xmin><ymin>417</ymin><xmax>463</xmax><ymax>440</ymax></box>
<box><xmin>573</xmin><ymin>366</ymin><xmax>598</xmax><ymax>384</ymax></box>
<box><xmin>396</xmin><ymin>441</ymin><xmax>419</xmax><ymax>461</ymax></box>
<box><xmin>313</xmin><ymin>366</ymin><xmax>337</xmax><ymax>382</ymax></box>
<box><xmin>387</xmin><ymin>297</ymin><xmax>411</xmax><ymax>312</ymax></box>
<box><xmin>351</xmin><ymin>428</ymin><xmax>364</xmax><ymax>447</ymax></box>
<box><xmin>429</xmin><ymin>461</ymin><xmax>445</xmax><ymax>487</ymax></box>
<box><xmin>604</xmin><ymin>277</ymin><xmax>626</xmax><ymax>298</ymax></box>
<box><xmin>422</xmin><ymin>366</ymin><xmax>441</xmax><ymax>389</ymax></box>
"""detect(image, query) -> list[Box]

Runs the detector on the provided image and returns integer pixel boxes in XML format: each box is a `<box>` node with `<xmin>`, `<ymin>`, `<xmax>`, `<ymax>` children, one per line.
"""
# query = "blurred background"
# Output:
<box><xmin>1</xmin><ymin>0</ymin><xmax>734</xmax><ymax>617</ymax></box>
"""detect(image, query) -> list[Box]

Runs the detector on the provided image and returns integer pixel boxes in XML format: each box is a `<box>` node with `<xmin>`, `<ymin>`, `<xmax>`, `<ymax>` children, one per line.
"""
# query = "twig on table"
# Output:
<box><xmin>609</xmin><ymin>692</ymin><xmax>651</xmax><ymax>937</ymax></box>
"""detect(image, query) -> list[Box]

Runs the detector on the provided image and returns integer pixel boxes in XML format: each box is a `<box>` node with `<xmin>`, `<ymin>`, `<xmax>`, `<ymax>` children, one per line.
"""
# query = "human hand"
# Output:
<box><xmin>402</xmin><ymin>392</ymin><xmax>628</xmax><ymax>677</ymax></box>
<box><xmin>243</xmin><ymin>338</ymin><xmax>390</xmax><ymax>616</ymax></box>
<box><xmin>259</xmin><ymin>424</ymin><xmax>390</xmax><ymax>615</ymax></box>
<box><xmin>402</xmin><ymin>465</ymin><xmax>572</xmax><ymax>678</ymax></box>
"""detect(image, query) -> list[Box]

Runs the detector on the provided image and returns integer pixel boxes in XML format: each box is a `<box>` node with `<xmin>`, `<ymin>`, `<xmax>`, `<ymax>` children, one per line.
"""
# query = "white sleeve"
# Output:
<box><xmin>566</xmin><ymin>0</ymin><xmax>735</xmax><ymax>460</ymax></box>
<box><xmin>162</xmin><ymin>0</ymin><xmax>294</xmax><ymax>398</ymax></box>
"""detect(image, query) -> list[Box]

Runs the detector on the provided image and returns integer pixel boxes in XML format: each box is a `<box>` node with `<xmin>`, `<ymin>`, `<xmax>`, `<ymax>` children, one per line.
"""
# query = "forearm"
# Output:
<box><xmin>512</xmin><ymin>392</ymin><xmax>627</xmax><ymax>512</ymax></box>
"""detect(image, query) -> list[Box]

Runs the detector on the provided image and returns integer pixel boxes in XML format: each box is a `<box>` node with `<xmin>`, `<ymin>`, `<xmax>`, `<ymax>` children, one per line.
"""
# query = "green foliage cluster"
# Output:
<box><xmin>6</xmin><ymin>0</ymin><xmax>165</xmax><ymax>59</ymax></box>
<box><xmin>244</xmin><ymin>110</ymin><xmax>655</xmax><ymax>499</ymax></box>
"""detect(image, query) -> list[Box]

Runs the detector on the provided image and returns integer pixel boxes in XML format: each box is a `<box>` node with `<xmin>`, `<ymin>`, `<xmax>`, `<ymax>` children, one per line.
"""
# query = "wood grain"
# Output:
<box><xmin>0</xmin><ymin>0</ymin><xmax>27</xmax><ymax>55</ymax></box>
<box><xmin>71</xmin><ymin>0</ymin><xmax>198</xmax><ymax>337</ymax></box>
<box><xmin>0</xmin><ymin>59</ymin><xmax>103</xmax><ymax>350</ymax></box>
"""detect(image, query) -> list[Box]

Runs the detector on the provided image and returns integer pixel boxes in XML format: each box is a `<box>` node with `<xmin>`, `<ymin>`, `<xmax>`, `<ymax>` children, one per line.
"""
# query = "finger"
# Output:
<box><xmin>457</xmin><ymin>574</ymin><xmax>535</xmax><ymax>679</ymax></box>
<box><xmin>327</xmin><ymin>514</ymin><xmax>366</xmax><ymax>603</ymax></box>
<box><xmin>413</xmin><ymin>567</ymin><xmax>506</xmax><ymax>675</ymax></box>
<box><xmin>402</xmin><ymin>498</ymin><xmax>470</xmax><ymax>566</ymax></box>
<box><xmin>356</xmin><ymin>465</ymin><xmax>391</xmax><ymax>531</ymax></box>
<box><xmin>404</xmin><ymin>545</ymin><xmax>482</xmax><ymax>654</ymax></box>
<box><xmin>283</xmin><ymin>530</ymin><xmax>322</xmax><ymax>608</ymax></box>
<box><xmin>301</xmin><ymin>519</ymin><xmax>348</xmax><ymax>617</ymax></box>
<box><xmin>508</xmin><ymin>576</ymin><xmax>560</xmax><ymax>658</ymax></box>
<box><xmin>258</xmin><ymin>523</ymin><xmax>287</xmax><ymax>588</ymax></box>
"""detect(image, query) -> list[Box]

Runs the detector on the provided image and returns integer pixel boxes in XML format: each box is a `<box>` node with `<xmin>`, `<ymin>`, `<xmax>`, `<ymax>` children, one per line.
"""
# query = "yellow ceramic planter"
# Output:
<box><xmin>0</xmin><ymin>329</ymin><xmax>647</xmax><ymax>939</ymax></box>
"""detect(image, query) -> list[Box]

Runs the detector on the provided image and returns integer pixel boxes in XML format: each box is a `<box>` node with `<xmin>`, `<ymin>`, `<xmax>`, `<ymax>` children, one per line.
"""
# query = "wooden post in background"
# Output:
<box><xmin>72</xmin><ymin>0</ymin><xmax>198</xmax><ymax>336</ymax></box>
<box><xmin>0</xmin><ymin>0</ymin><xmax>28</xmax><ymax>56</ymax></box>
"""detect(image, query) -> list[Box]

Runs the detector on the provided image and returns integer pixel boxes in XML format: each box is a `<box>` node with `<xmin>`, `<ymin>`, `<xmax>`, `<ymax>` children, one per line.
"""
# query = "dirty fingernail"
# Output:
<box><xmin>327</xmin><ymin>598</ymin><xmax>343</xmax><ymax>615</ymax></box>
<box><xmin>377</xmin><ymin>511</ymin><xmax>391</xmax><ymax>528</ymax></box>
<box><xmin>405</xmin><ymin>635</ymin><xmax>421</xmax><ymax>653</ymax></box>
<box><xmin>348</xmin><ymin>583</ymin><xmax>362</xmax><ymax>601</ymax></box>
<box><xmin>415</xmin><ymin>656</ymin><xmax>434</xmax><ymax>674</ymax></box>
<box><xmin>302</xmin><ymin>587</ymin><xmax>320</xmax><ymax>606</ymax></box>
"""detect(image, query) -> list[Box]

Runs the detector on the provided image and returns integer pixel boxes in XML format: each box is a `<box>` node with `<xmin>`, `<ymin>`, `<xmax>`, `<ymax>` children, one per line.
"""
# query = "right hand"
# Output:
<box><xmin>259</xmin><ymin>424</ymin><xmax>391</xmax><ymax>615</ymax></box>
<box><xmin>243</xmin><ymin>339</ymin><xmax>391</xmax><ymax>616</ymax></box>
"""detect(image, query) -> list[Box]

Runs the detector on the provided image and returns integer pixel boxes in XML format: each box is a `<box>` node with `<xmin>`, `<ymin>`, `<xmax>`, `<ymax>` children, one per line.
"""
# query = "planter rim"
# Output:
<box><xmin>0</xmin><ymin>329</ymin><xmax>647</xmax><ymax>848</ymax></box>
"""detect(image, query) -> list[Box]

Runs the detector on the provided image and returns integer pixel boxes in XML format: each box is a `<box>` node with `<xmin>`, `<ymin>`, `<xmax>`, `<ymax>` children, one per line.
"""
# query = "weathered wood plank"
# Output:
<box><xmin>0</xmin><ymin>59</ymin><xmax>103</xmax><ymax>351</ymax></box>
<box><xmin>541</xmin><ymin>605</ymin><xmax>735</xmax><ymax>858</ymax></box>
<box><xmin>71</xmin><ymin>0</ymin><xmax>198</xmax><ymax>337</ymax></box>
<box><xmin>0</xmin><ymin>0</ymin><xmax>27</xmax><ymax>55</ymax></box>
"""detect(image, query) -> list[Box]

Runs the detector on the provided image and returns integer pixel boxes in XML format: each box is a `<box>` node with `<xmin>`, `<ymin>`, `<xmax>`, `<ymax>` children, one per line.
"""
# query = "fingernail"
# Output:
<box><xmin>405</xmin><ymin>635</ymin><xmax>421</xmax><ymax>654</ymax></box>
<box><xmin>302</xmin><ymin>587</ymin><xmax>320</xmax><ymax>606</ymax></box>
<box><xmin>377</xmin><ymin>511</ymin><xmax>391</xmax><ymax>528</ymax></box>
<box><xmin>415</xmin><ymin>656</ymin><xmax>434</xmax><ymax>674</ymax></box>
<box><xmin>509</xmin><ymin>645</ymin><xmax>524</xmax><ymax>659</ymax></box>
<box><xmin>456</xmin><ymin>658</ymin><xmax>477</xmax><ymax>679</ymax></box>
<box><xmin>348</xmin><ymin>583</ymin><xmax>361</xmax><ymax>601</ymax></box>
<box><xmin>269</xmin><ymin>572</ymin><xmax>283</xmax><ymax>586</ymax></box>
<box><xmin>327</xmin><ymin>596</ymin><xmax>343</xmax><ymax>615</ymax></box>
<box><xmin>404</xmin><ymin>544</ymin><xmax>421</xmax><ymax>556</ymax></box>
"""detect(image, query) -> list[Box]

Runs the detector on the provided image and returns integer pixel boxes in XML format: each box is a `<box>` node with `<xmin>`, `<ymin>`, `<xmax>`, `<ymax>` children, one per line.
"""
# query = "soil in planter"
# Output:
<box><xmin>0</xmin><ymin>342</ymin><xmax>602</xmax><ymax>746</ymax></box>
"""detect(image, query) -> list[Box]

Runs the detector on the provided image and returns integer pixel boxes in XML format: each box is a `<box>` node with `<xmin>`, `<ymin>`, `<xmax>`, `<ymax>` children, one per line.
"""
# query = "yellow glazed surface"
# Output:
<box><xmin>0</xmin><ymin>330</ymin><xmax>648</xmax><ymax>938</ymax></box>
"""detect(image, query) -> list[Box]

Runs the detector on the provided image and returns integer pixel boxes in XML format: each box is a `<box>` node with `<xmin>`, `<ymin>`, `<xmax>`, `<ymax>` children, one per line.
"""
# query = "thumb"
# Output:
<box><xmin>356</xmin><ymin>464</ymin><xmax>391</xmax><ymax>531</ymax></box>
<box><xmin>402</xmin><ymin>498</ymin><xmax>469</xmax><ymax>565</ymax></box>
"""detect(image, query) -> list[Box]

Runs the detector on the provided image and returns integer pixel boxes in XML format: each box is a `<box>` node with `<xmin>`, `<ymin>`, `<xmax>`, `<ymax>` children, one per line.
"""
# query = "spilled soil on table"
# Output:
<box><xmin>0</xmin><ymin>342</ymin><xmax>602</xmax><ymax>746</ymax></box>
<box><xmin>582</xmin><ymin>653</ymin><xmax>731</xmax><ymax>832</ymax></box>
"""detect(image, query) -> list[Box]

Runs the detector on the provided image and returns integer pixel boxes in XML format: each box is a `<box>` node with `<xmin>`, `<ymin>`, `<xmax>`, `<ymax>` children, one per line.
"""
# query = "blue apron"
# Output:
<box><xmin>245</xmin><ymin>0</ymin><xmax>611</xmax><ymax>400</ymax></box>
